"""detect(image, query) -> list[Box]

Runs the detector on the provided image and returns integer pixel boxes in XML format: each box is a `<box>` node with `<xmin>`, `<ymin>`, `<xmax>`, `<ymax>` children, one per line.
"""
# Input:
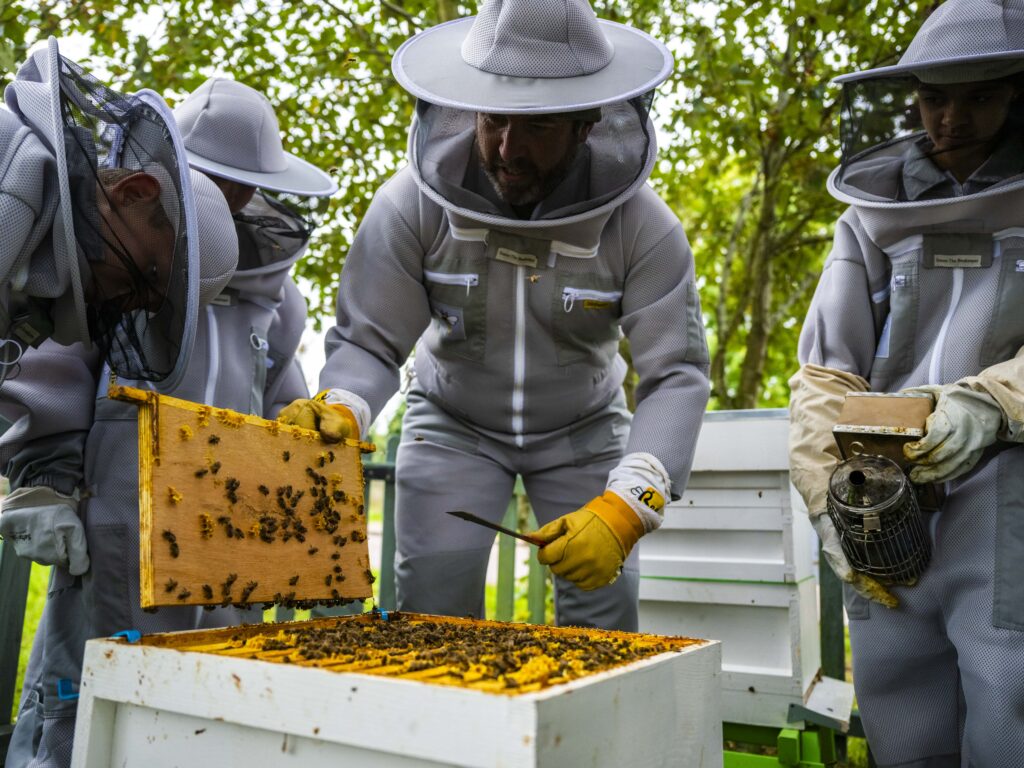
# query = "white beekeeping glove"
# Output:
<box><xmin>0</xmin><ymin>486</ymin><xmax>90</xmax><ymax>575</ymax></box>
<box><xmin>902</xmin><ymin>384</ymin><xmax>1003</xmax><ymax>484</ymax></box>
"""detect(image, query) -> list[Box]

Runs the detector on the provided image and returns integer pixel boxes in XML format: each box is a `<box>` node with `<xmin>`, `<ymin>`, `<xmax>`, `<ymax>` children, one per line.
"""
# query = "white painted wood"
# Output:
<box><xmin>676</xmin><ymin>486</ymin><xmax>787</xmax><ymax>509</ymax></box>
<box><xmin>801</xmin><ymin>675</ymin><xmax>855</xmax><ymax>732</ymax></box>
<box><xmin>690</xmin><ymin>409</ymin><xmax>792</xmax><ymax>472</ymax></box>
<box><xmin>638</xmin><ymin>410</ymin><xmax>822</xmax><ymax>729</ymax></box>
<box><xmin>639</xmin><ymin>576</ymin><xmax>797</xmax><ymax>608</ymax></box>
<box><xmin>662</xmin><ymin>505</ymin><xmax>785</xmax><ymax>532</ymax></box>
<box><xmin>638</xmin><ymin>599</ymin><xmax>796</xmax><ymax>676</ymax></box>
<box><xmin>641</xmin><ymin>554</ymin><xmax>788</xmax><ymax>583</ymax></box>
<box><xmin>73</xmin><ymin>634</ymin><xmax>722</xmax><ymax>768</ymax></box>
<box><xmin>641</xmin><ymin>529</ymin><xmax>785</xmax><ymax>560</ymax></box>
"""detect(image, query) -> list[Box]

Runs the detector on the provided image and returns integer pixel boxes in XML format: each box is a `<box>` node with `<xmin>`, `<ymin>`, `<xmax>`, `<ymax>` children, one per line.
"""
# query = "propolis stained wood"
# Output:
<box><xmin>110</xmin><ymin>386</ymin><xmax>375</xmax><ymax>609</ymax></box>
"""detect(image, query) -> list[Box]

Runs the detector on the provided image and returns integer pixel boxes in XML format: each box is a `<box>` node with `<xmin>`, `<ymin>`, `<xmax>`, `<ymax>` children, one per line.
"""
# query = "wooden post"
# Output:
<box><xmin>495</xmin><ymin>500</ymin><xmax>517</xmax><ymax>622</ymax></box>
<box><xmin>377</xmin><ymin>435</ymin><xmax>399</xmax><ymax>612</ymax></box>
<box><xmin>526</xmin><ymin>508</ymin><xmax>547</xmax><ymax>625</ymax></box>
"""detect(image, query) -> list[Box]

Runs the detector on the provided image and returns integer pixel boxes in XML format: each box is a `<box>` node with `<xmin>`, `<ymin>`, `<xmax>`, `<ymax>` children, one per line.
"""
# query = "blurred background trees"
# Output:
<box><xmin>0</xmin><ymin>0</ymin><xmax>930</xmax><ymax>408</ymax></box>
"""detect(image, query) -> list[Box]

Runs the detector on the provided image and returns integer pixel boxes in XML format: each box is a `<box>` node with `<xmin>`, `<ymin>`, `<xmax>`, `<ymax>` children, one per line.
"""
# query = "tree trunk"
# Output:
<box><xmin>435</xmin><ymin>0</ymin><xmax>459</xmax><ymax>22</ymax></box>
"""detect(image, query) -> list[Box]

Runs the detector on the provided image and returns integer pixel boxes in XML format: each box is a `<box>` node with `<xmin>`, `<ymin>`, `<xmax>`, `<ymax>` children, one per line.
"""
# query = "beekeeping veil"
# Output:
<box><xmin>2</xmin><ymin>38</ymin><xmax>208</xmax><ymax>389</ymax></box>
<box><xmin>831</xmin><ymin>0</ymin><xmax>1024</xmax><ymax>205</ymax></box>
<box><xmin>391</xmin><ymin>0</ymin><xmax>673</xmax><ymax>228</ymax></box>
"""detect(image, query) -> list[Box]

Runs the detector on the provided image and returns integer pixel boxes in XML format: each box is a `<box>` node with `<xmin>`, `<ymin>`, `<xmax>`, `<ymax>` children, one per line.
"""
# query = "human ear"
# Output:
<box><xmin>577</xmin><ymin>122</ymin><xmax>595</xmax><ymax>143</ymax></box>
<box><xmin>112</xmin><ymin>172</ymin><xmax>161</xmax><ymax>206</ymax></box>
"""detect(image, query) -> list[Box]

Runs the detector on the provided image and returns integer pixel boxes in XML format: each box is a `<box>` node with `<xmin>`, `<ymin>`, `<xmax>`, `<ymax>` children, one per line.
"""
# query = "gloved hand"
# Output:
<box><xmin>813</xmin><ymin>514</ymin><xmax>898</xmax><ymax>609</ymax></box>
<box><xmin>532</xmin><ymin>491</ymin><xmax>645</xmax><ymax>591</ymax></box>
<box><xmin>902</xmin><ymin>384</ymin><xmax>1003</xmax><ymax>484</ymax></box>
<box><xmin>277</xmin><ymin>392</ymin><xmax>359</xmax><ymax>443</ymax></box>
<box><xmin>0</xmin><ymin>486</ymin><xmax>90</xmax><ymax>575</ymax></box>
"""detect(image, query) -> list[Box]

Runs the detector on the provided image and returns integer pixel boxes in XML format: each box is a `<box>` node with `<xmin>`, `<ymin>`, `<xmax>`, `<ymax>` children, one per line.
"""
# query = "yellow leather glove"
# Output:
<box><xmin>532</xmin><ymin>491</ymin><xmax>645</xmax><ymax>591</ymax></box>
<box><xmin>277</xmin><ymin>392</ymin><xmax>359</xmax><ymax>443</ymax></box>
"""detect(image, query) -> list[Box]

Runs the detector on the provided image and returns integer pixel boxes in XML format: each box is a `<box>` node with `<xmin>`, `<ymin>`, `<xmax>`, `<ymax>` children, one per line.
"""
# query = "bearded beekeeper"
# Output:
<box><xmin>789</xmin><ymin>0</ymin><xmax>1024</xmax><ymax>764</ymax></box>
<box><xmin>280</xmin><ymin>0</ymin><xmax>711</xmax><ymax>631</ymax></box>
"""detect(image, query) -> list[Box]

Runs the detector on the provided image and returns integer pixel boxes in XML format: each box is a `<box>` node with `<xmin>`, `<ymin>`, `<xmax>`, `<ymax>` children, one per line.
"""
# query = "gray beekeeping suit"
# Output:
<box><xmin>316</xmin><ymin>0</ymin><xmax>710</xmax><ymax>630</ymax></box>
<box><xmin>3</xmin><ymin>197</ymin><xmax>310</xmax><ymax>768</ymax></box>
<box><xmin>789</xmin><ymin>1</ymin><xmax>1024</xmax><ymax>764</ymax></box>
<box><xmin>0</xmin><ymin>39</ymin><xmax>230</xmax><ymax>389</ymax></box>
<box><xmin>3</xmin><ymin>75</ymin><xmax>331</xmax><ymax>768</ymax></box>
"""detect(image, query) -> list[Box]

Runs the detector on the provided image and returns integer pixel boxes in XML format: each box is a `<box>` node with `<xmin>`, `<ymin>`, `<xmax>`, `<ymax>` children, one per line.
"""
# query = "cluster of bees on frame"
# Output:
<box><xmin>214</xmin><ymin>614</ymin><xmax>684</xmax><ymax>692</ymax></box>
<box><xmin>153</xmin><ymin>407</ymin><xmax>374</xmax><ymax>612</ymax></box>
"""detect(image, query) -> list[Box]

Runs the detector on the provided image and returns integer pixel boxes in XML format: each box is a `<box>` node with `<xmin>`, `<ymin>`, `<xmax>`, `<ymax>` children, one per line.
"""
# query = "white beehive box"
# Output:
<box><xmin>72</xmin><ymin>617</ymin><xmax>722</xmax><ymax>768</ymax></box>
<box><xmin>638</xmin><ymin>409</ymin><xmax>821</xmax><ymax>728</ymax></box>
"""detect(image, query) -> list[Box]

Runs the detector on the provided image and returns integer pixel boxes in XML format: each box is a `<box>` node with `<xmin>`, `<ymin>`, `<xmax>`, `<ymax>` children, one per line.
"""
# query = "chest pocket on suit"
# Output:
<box><xmin>424</xmin><ymin>268</ymin><xmax>487</xmax><ymax>362</ymax></box>
<box><xmin>981</xmin><ymin>232</ymin><xmax>1024</xmax><ymax>367</ymax></box>
<box><xmin>871</xmin><ymin>243</ymin><xmax>921</xmax><ymax>386</ymax></box>
<box><xmin>552</xmin><ymin>271</ymin><xmax>622</xmax><ymax>365</ymax></box>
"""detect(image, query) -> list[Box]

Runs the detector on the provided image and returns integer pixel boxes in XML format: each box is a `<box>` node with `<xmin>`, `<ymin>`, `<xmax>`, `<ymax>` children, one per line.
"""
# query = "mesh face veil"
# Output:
<box><xmin>834</xmin><ymin>72</ymin><xmax>1024</xmax><ymax>203</ymax></box>
<box><xmin>410</xmin><ymin>92</ymin><xmax>657</xmax><ymax>226</ymax></box>
<box><xmin>55</xmin><ymin>54</ymin><xmax>197</xmax><ymax>383</ymax></box>
<box><xmin>1</xmin><ymin>38</ymin><xmax>205</xmax><ymax>389</ymax></box>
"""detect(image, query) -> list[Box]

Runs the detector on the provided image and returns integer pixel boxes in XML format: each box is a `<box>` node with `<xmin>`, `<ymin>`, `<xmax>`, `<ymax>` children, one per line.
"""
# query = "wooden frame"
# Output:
<box><xmin>110</xmin><ymin>386</ymin><xmax>375</xmax><ymax>609</ymax></box>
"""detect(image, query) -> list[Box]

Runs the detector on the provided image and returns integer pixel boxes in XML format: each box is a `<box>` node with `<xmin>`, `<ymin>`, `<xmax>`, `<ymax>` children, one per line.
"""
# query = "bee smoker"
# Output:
<box><xmin>827</xmin><ymin>392</ymin><xmax>940</xmax><ymax>584</ymax></box>
<box><xmin>826</xmin><ymin>454</ymin><xmax>930</xmax><ymax>583</ymax></box>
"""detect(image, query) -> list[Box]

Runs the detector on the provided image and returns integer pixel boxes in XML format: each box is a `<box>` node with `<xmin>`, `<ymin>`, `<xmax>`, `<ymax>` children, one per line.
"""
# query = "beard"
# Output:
<box><xmin>479</xmin><ymin>141</ymin><xmax>580</xmax><ymax>209</ymax></box>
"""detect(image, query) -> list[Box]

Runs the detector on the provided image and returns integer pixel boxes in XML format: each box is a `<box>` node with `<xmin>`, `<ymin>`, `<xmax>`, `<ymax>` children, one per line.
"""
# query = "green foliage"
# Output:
<box><xmin>0</xmin><ymin>0</ymin><xmax>931</xmax><ymax>405</ymax></box>
<box><xmin>646</xmin><ymin>0</ymin><xmax>927</xmax><ymax>407</ymax></box>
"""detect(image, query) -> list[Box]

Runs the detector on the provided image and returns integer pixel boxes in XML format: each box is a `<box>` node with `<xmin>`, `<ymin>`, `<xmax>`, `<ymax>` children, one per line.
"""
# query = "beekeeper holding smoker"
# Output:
<box><xmin>790</xmin><ymin>0</ymin><xmax>1024</xmax><ymax>764</ymax></box>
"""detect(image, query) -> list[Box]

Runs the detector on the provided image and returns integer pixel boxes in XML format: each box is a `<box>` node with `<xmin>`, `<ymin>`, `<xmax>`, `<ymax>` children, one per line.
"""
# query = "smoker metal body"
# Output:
<box><xmin>71</xmin><ymin>615</ymin><xmax>723</xmax><ymax>768</ymax></box>
<box><xmin>828</xmin><ymin>392</ymin><xmax>936</xmax><ymax>583</ymax></box>
<box><xmin>826</xmin><ymin>455</ymin><xmax>931</xmax><ymax>584</ymax></box>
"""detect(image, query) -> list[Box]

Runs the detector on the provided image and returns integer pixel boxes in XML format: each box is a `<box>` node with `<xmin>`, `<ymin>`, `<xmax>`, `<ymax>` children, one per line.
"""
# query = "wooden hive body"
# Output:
<box><xmin>72</xmin><ymin>614</ymin><xmax>723</xmax><ymax>768</ymax></box>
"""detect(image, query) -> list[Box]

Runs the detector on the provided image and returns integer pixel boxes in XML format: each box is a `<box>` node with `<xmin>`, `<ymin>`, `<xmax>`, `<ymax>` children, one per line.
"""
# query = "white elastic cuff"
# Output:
<box><xmin>321</xmin><ymin>388</ymin><xmax>372</xmax><ymax>439</ymax></box>
<box><xmin>605</xmin><ymin>452</ymin><xmax>672</xmax><ymax>533</ymax></box>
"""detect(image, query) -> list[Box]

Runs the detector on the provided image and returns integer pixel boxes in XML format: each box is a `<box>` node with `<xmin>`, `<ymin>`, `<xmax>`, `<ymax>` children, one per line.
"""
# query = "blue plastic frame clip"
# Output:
<box><xmin>111</xmin><ymin>630</ymin><xmax>142</xmax><ymax>643</ymax></box>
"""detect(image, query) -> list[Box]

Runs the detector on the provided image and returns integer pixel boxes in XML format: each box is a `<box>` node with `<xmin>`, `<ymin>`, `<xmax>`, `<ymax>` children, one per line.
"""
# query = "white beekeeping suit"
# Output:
<box><xmin>789</xmin><ymin>0</ymin><xmax>1024</xmax><ymax>764</ymax></box>
<box><xmin>0</xmin><ymin>42</ymin><xmax>238</xmax><ymax>768</ymax></box>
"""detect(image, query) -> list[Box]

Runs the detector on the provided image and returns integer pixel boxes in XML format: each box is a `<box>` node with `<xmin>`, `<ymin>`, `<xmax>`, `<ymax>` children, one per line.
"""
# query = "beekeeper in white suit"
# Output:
<box><xmin>790</xmin><ymin>0</ymin><xmax>1024</xmax><ymax>763</ymax></box>
<box><xmin>0</xmin><ymin>39</ymin><xmax>237</xmax><ymax>580</ymax></box>
<box><xmin>280</xmin><ymin>0</ymin><xmax>711</xmax><ymax>631</ymax></box>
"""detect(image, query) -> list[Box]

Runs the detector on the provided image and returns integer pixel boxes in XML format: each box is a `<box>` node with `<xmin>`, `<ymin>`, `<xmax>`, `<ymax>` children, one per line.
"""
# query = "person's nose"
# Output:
<box><xmin>498</xmin><ymin>122</ymin><xmax>527</xmax><ymax>164</ymax></box>
<box><xmin>942</xmin><ymin>99</ymin><xmax>970</xmax><ymax>130</ymax></box>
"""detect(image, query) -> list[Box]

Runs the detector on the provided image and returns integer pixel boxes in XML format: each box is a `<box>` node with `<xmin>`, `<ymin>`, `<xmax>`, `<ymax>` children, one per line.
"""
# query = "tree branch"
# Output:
<box><xmin>379</xmin><ymin>0</ymin><xmax>419</xmax><ymax>25</ymax></box>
